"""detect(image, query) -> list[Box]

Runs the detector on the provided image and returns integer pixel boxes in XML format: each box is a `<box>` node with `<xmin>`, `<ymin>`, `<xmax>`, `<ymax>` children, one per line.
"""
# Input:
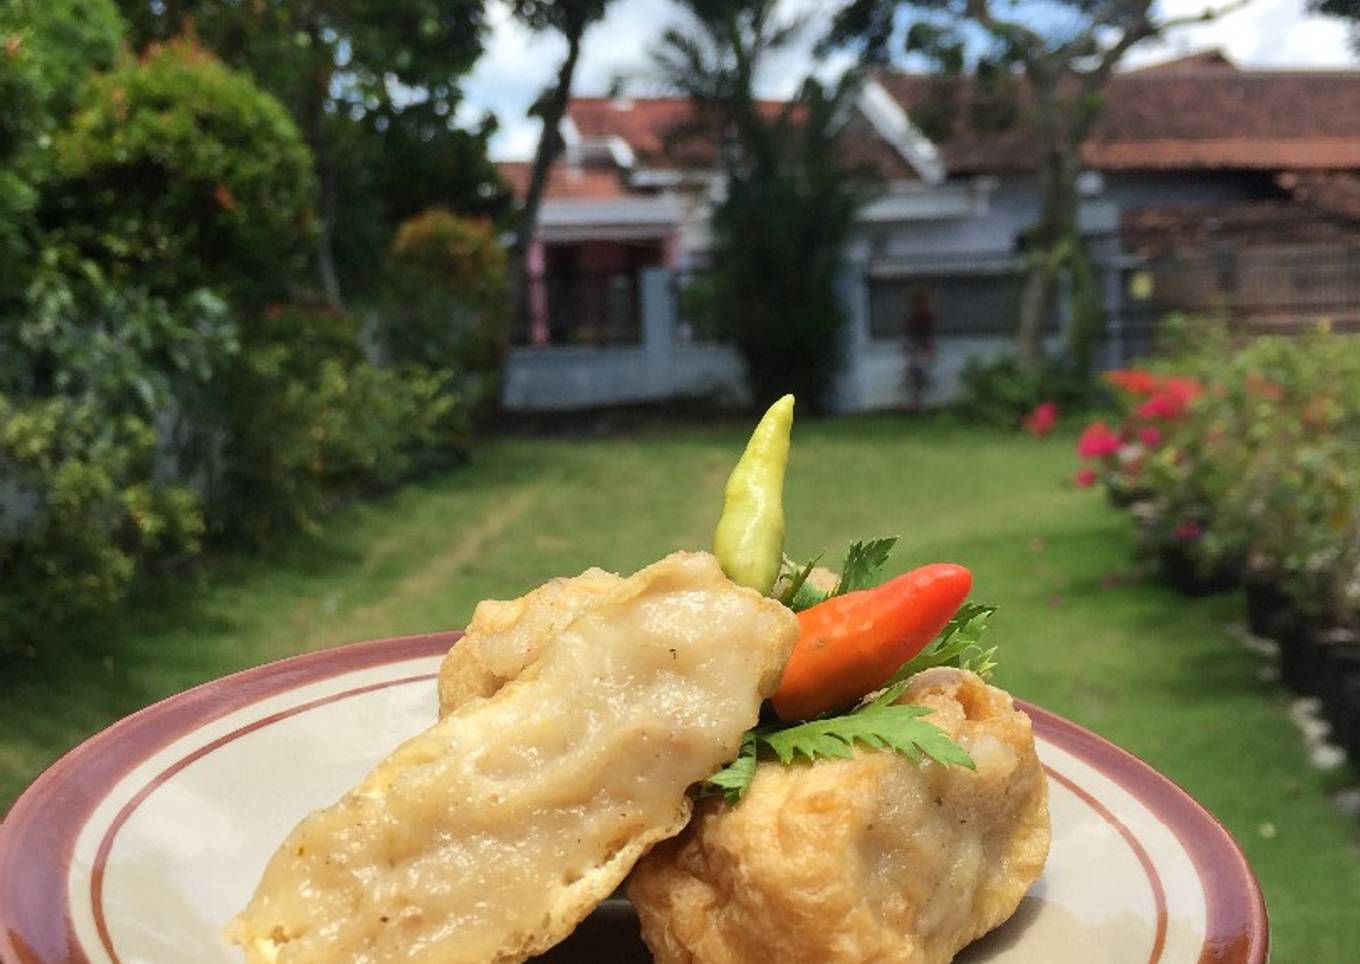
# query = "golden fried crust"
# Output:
<box><xmin>436</xmin><ymin>567</ymin><xmax>622</xmax><ymax>715</ymax></box>
<box><xmin>628</xmin><ymin>668</ymin><xmax>1050</xmax><ymax>964</ymax></box>
<box><xmin>227</xmin><ymin>552</ymin><xmax>799</xmax><ymax>964</ymax></box>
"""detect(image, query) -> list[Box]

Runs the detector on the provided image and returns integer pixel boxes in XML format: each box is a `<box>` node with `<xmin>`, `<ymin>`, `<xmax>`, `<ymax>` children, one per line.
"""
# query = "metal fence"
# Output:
<box><xmin>1119</xmin><ymin>246</ymin><xmax>1360</xmax><ymax>357</ymax></box>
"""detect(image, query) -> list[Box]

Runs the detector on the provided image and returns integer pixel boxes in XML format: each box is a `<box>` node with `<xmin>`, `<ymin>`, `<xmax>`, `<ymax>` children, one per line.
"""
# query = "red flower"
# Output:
<box><xmin>1022</xmin><ymin>401</ymin><xmax>1059</xmax><ymax>437</ymax></box>
<box><xmin>1105</xmin><ymin>369</ymin><xmax>1160</xmax><ymax>396</ymax></box>
<box><xmin>1174</xmin><ymin>520</ymin><xmax>1204</xmax><ymax>542</ymax></box>
<box><xmin>1137</xmin><ymin>426</ymin><xmax>1162</xmax><ymax>448</ymax></box>
<box><xmin>1074</xmin><ymin>468</ymin><xmax>1098</xmax><ymax>488</ymax></box>
<box><xmin>1135</xmin><ymin>380</ymin><xmax>1200</xmax><ymax>421</ymax></box>
<box><xmin>1077</xmin><ymin>421</ymin><xmax>1122</xmax><ymax>459</ymax></box>
<box><xmin>1162</xmin><ymin>376</ymin><xmax>1204</xmax><ymax>401</ymax></box>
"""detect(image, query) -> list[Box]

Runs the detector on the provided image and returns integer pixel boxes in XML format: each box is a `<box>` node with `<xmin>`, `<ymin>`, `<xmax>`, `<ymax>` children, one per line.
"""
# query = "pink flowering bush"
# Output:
<box><xmin>1078</xmin><ymin>326</ymin><xmax>1360</xmax><ymax>616</ymax></box>
<box><xmin>1072</xmin><ymin>368</ymin><xmax>1197</xmax><ymax>505</ymax></box>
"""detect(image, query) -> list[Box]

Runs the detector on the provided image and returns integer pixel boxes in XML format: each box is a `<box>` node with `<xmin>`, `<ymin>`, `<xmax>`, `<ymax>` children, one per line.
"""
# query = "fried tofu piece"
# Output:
<box><xmin>436</xmin><ymin>566</ymin><xmax>622</xmax><ymax>714</ymax></box>
<box><xmin>227</xmin><ymin>552</ymin><xmax>798</xmax><ymax>964</ymax></box>
<box><xmin>628</xmin><ymin>668</ymin><xmax>1050</xmax><ymax>964</ymax></box>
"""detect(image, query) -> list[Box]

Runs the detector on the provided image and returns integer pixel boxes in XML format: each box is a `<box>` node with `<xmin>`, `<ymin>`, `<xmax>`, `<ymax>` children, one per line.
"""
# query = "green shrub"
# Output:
<box><xmin>0</xmin><ymin>395</ymin><xmax>204</xmax><ymax>652</ymax></box>
<box><xmin>1</xmin><ymin>0</ymin><xmax>125</xmax><ymax>299</ymax></box>
<box><xmin>383</xmin><ymin>208</ymin><xmax>506</xmax><ymax>406</ymax></box>
<box><xmin>955</xmin><ymin>355</ymin><xmax>1104</xmax><ymax>427</ymax></box>
<box><xmin>218</xmin><ymin>304</ymin><xmax>470</xmax><ymax>544</ymax></box>
<box><xmin>1</xmin><ymin>251</ymin><xmax>237</xmax><ymax>414</ymax></box>
<box><xmin>47</xmin><ymin>39</ymin><xmax>315</xmax><ymax>305</ymax></box>
<box><xmin>0</xmin><ymin>259</ymin><xmax>234</xmax><ymax>651</ymax></box>
<box><xmin>1089</xmin><ymin>324</ymin><xmax>1360</xmax><ymax>624</ymax></box>
<box><xmin>6</xmin><ymin>0</ymin><xmax>125</xmax><ymax>117</ymax></box>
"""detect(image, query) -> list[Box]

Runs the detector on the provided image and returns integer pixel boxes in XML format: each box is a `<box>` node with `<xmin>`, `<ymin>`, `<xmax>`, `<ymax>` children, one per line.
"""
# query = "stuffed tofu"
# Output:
<box><xmin>629</xmin><ymin>667</ymin><xmax>1050</xmax><ymax>964</ymax></box>
<box><xmin>630</xmin><ymin>391</ymin><xmax>1050</xmax><ymax>963</ymax></box>
<box><xmin>229</xmin><ymin>393</ymin><xmax>1049</xmax><ymax>964</ymax></box>
<box><xmin>226</xmin><ymin>551</ymin><xmax>797</xmax><ymax>964</ymax></box>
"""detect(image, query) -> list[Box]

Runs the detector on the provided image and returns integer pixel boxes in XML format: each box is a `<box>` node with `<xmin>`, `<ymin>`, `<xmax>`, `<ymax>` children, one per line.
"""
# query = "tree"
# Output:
<box><xmin>48</xmin><ymin>39</ymin><xmax>317</xmax><ymax>307</ymax></box>
<box><xmin>653</xmin><ymin>0</ymin><xmax>872</xmax><ymax>409</ymax></box>
<box><xmin>1309</xmin><ymin>0</ymin><xmax>1359</xmax><ymax>53</ymax></box>
<box><xmin>116</xmin><ymin>0</ymin><xmax>505</xmax><ymax>307</ymax></box>
<box><xmin>507</xmin><ymin>0</ymin><xmax>614</xmax><ymax>328</ymax></box>
<box><xmin>0</xmin><ymin>0</ymin><xmax>125</xmax><ymax>301</ymax></box>
<box><xmin>829</xmin><ymin>0</ymin><xmax>1247</xmax><ymax>368</ymax></box>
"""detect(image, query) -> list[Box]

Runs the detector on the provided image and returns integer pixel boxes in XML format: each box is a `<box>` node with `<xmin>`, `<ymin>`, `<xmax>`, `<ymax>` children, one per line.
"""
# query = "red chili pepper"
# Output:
<box><xmin>771</xmin><ymin>563</ymin><xmax>973</xmax><ymax>720</ymax></box>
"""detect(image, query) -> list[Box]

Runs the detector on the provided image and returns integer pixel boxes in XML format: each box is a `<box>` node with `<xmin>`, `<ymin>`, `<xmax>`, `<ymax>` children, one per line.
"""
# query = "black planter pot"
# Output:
<box><xmin>1319</xmin><ymin>639</ymin><xmax>1360</xmax><ymax>761</ymax></box>
<box><xmin>1157</xmin><ymin>543</ymin><xmax>1240</xmax><ymax>597</ymax></box>
<box><xmin>1106</xmin><ymin>484</ymin><xmax>1153</xmax><ymax>510</ymax></box>
<box><xmin>1276</xmin><ymin>611</ymin><xmax>1325</xmax><ymax>696</ymax></box>
<box><xmin>1335</xmin><ymin>674</ymin><xmax>1360</xmax><ymax>764</ymax></box>
<box><xmin>1243</xmin><ymin>578</ymin><xmax>1293</xmax><ymax>639</ymax></box>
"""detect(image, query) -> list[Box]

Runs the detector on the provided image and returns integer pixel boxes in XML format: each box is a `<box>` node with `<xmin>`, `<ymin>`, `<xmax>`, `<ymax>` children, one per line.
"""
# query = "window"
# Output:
<box><xmin>867</xmin><ymin>273</ymin><xmax>1058</xmax><ymax>339</ymax></box>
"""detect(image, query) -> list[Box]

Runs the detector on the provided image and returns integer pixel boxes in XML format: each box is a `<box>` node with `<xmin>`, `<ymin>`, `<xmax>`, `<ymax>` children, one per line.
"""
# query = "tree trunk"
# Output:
<box><xmin>315</xmin><ymin>140</ymin><xmax>343</xmax><ymax>311</ymax></box>
<box><xmin>1016</xmin><ymin>141</ymin><xmax>1078</xmax><ymax>369</ymax></box>
<box><xmin>509</xmin><ymin>19</ymin><xmax>587</xmax><ymax>339</ymax></box>
<box><xmin>302</xmin><ymin>53</ymin><xmax>343</xmax><ymax>311</ymax></box>
<box><xmin>1015</xmin><ymin>263</ymin><xmax>1053</xmax><ymax>369</ymax></box>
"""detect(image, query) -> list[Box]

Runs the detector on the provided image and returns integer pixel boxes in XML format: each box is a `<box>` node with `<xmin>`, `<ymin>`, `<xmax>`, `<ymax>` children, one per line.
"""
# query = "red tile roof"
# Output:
<box><xmin>877</xmin><ymin>59</ymin><xmax>1360</xmax><ymax>175</ymax></box>
<box><xmin>567</xmin><ymin>97</ymin><xmax>791</xmax><ymax>168</ymax></box>
<box><xmin>498</xmin><ymin>161</ymin><xmax>629</xmax><ymax>201</ymax></box>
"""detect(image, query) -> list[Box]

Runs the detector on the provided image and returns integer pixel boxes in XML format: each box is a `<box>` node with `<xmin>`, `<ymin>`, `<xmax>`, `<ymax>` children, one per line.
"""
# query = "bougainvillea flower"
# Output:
<box><xmin>1174</xmin><ymin>520</ymin><xmax>1204</xmax><ymax>541</ymax></box>
<box><xmin>1074</xmin><ymin>468</ymin><xmax>1098</xmax><ymax>488</ymax></box>
<box><xmin>1162</xmin><ymin>376</ymin><xmax>1204</xmax><ymax>401</ymax></box>
<box><xmin>1136</xmin><ymin>389</ymin><xmax>1194</xmax><ymax>421</ymax></box>
<box><xmin>1022</xmin><ymin>401</ymin><xmax>1059</xmax><ymax>437</ymax></box>
<box><xmin>1104</xmin><ymin>369</ymin><xmax>1160</xmax><ymax>396</ymax></box>
<box><xmin>1137</xmin><ymin>426</ymin><xmax>1162</xmax><ymax>448</ymax></box>
<box><xmin>1077</xmin><ymin>421</ymin><xmax>1122</xmax><ymax>459</ymax></box>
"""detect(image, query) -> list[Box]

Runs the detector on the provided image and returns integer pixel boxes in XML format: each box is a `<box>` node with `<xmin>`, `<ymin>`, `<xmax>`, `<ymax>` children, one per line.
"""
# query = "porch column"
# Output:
<box><xmin>831</xmin><ymin>238</ymin><xmax>873</xmax><ymax>413</ymax></box>
<box><xmin>640</xmin><ymin>267</ymin><xmax>676</xmax><ymax>397</ymax></box>
<box><xmin>528</xmin><ymin>239</ymin><xmax>549</xmax><ymax>346</ymax></box>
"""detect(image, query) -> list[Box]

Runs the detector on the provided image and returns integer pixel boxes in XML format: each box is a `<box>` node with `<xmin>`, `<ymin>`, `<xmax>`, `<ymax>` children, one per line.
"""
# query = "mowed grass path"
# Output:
<box><xmin>3</xmin><ymin>417</ymin><xmax>1357</xmax><ymax>962</ymax></box>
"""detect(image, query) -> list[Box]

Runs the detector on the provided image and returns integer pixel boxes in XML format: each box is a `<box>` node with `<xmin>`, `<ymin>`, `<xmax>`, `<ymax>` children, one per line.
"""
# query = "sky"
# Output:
<box><xmin>459</xmin><ymin>0</ymin><xmax>1356</xmax><ymax>161</ymax></box>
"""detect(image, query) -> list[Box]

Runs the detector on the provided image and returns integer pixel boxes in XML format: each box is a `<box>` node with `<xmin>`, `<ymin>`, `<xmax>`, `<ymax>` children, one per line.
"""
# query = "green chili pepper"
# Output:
<box><xmin>713</xmin><ymin>394</ymin><xmax>795</xmax><ymax>595</ymax></box>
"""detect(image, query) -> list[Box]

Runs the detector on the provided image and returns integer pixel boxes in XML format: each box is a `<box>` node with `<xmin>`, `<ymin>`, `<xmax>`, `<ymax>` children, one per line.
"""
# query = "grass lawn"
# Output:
<box><xmin>3</xmin><ymin>415</ymin><xmax>1357</xmax><ymax>962</ymax></box>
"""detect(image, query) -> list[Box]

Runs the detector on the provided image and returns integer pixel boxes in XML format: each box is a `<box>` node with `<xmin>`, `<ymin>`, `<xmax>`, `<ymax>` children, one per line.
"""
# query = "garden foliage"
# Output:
<box><xmin>384</xmin><ymin>209</ymin><xmax>507</xmax><ymax>406</ymax></box>
<box><xmin>955</xmin><ymin>355</ymin><xmax>1104</xmax><ymax>427</ymax></box>
<box><xmin>0</xmin><ymin>0</ymin><xmax>125</xmax><ymax>298</ymax></box>
<box><xmin>47</xmin><ymin>39</ymin><xmax>316</xmax><ymax>306</ymax></box>
<box><xmin>1075</xmin><ymin>323</ymin><xmax>1360</xmax><ymax>627</ymax></box>
<box><xmin>219</xmin><ymin>304</ymin><xmax>472</xmax><ymax>545</ymax></box>
<box><xmin>0</xmin><ymin>20</ymin><xmax>502</xmax><ymax>653</ymax></box>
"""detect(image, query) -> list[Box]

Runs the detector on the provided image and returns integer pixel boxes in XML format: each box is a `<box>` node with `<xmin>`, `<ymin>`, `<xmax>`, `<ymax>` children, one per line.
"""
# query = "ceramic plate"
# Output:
<box><xmin>0</xmin><ymin>632</ymin><xmax>1268</xmax><ymax>964</ymax></box>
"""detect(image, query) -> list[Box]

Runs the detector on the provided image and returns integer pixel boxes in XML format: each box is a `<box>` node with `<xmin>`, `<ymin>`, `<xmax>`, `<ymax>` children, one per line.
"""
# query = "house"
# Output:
<box><xmin>500</xmin><ymin>51</ymin><xmax>1360</xmax><ymax>412</ymax></box>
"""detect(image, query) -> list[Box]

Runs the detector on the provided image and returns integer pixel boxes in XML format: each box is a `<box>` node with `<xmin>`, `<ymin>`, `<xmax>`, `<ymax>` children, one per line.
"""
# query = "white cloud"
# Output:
<box><xmin>1125</xmin><ymin>0</ymin><xmax>1352</xmax><ymax>69</ymax></box>
<box><xmin>467</xmin><ymin>0</ymin><xmax>1357</xmax><ymax>160</ymax></box>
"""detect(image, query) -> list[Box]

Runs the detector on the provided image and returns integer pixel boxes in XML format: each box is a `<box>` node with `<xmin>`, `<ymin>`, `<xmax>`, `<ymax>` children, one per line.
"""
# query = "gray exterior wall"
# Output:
<box><xmin>501</xmin><ymin>268</ymin><xmax>747</xmax><ymax>411</ymax></box>
<box><xmin>505</xmin><ymin>170</ymin><xmax>1265</xmax><ymax>413</ymax></box>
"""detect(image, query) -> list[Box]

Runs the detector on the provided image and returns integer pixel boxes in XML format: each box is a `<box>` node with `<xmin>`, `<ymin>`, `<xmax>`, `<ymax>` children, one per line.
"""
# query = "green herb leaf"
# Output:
<box><xmin>833</xmin><ymin>536</ymin><xmax>899</xmax><ymax>596</ymax></box>
<box><xmin>702</xmin><ymin>733</ymin><xmax>760</xmax><ymax>804</ymax></box>
<box><xmin>889</xmin><ymin>602</ymin><xmax>999</xmax><ymax>684</ymax></box>
<box><xmin>788</xmin><ymin>577</ymin><xmax>830</xmax><ymax>611</ymax></box>
<box><xmin>763</xmin><ymin>700</ymin><xmax>975</xmax><ymax>770</ymax></box>
<box><xmin>782</xmin><ymin>535</ymin><xmax>900</xmax><ymax>612</ymax></box>
<box><xmin>701</xmin><ymin>684</ymin><xmax>975</xmax><ymax>804</ymax></box>
<box><xmin>778</xmin><ymin>553</ymin><xmax>823</xmax><ymax>609</ymax></box>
